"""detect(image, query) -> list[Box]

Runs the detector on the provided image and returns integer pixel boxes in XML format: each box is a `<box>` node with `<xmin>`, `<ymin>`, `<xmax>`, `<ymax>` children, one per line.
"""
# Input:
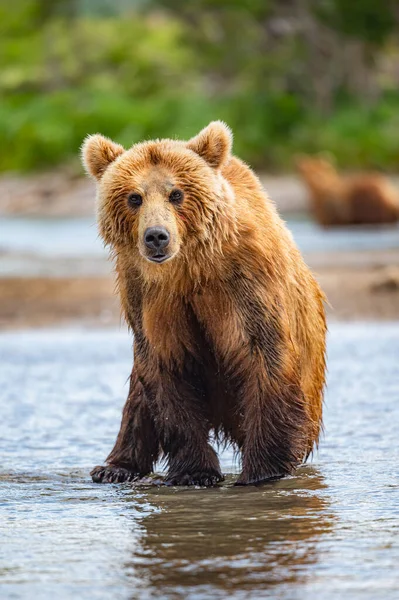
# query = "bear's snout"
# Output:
<box><xmin>144</xmin><ymin>226</ymin><xmax>170</xmax><ymax>262</ymax></box>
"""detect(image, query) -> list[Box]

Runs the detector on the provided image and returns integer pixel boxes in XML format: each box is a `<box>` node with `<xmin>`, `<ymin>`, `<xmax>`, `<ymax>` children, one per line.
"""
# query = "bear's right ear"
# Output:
<box><xmin>81</xmin><ymin>134</ymin><xmax>125</xmax><ymax>180</ymax></box>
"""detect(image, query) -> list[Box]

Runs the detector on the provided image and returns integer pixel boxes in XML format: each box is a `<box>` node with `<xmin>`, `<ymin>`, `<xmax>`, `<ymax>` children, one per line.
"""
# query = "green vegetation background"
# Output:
<box><xmin>2</xmin><ymin>0</ymin><xmax>399</xmax><ymax>172</ymax></box>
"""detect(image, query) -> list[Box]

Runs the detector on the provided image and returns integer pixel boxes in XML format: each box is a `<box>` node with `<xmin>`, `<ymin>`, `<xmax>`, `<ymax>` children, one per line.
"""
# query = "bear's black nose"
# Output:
<box><xmin>144</xmin><ymin>227</ymin><xmax>170</xmax><ymax>250</ymax></box>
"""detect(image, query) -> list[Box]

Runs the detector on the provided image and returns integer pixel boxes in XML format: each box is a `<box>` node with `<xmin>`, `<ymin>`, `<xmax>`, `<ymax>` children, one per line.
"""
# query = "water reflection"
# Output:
<box><xmin>2</xmin><ymin>325</ymin><xmax>398</xmax><ymax>599</ymax></box>
<box><xmin>124</xmin><ymin>468</ymin><xmax>334</xmax><ymax>597</ymax></box>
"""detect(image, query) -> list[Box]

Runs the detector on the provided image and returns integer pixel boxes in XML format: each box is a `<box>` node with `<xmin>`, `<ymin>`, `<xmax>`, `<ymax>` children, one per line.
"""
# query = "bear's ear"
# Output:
<box><xmin>81</xmin><ymin>134</ymin><xmax>125</xmax><ymax>180</ymax></box>
<box><xmin>186</xmin><ymin>121</ymin><xmax>232</xmax><ymax>169</ymax></box>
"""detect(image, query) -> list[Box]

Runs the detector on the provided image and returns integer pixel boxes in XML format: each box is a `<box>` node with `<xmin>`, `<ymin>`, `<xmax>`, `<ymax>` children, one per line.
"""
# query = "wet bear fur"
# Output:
<box><xmin>82</xmin><ymin>122</ymin><xmax>327</xmax><ymax>486</ymax></box>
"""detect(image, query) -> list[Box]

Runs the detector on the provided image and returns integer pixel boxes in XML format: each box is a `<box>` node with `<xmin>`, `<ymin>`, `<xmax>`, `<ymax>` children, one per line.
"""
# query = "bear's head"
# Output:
<box><xmin>295</xmin><ymin>154</ymin><xmax>338</xmax><ymax>187</ymax></box>
<box><xmin>81</xmin><ymin>121</ymin><xmax>235</xmax><ymax>279</ymax></box>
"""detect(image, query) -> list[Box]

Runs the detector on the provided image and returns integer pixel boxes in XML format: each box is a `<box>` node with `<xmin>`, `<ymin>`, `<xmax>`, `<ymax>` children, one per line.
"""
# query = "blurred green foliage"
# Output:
<box><xmin>1</xmin><ymin>0</ymin><xmax>399</xmax><ymax>172</ymax></box>
<box><xmin>316</xmin><ymin>0</ymin><xmax>397</xmax><ymax>45</ymax></box>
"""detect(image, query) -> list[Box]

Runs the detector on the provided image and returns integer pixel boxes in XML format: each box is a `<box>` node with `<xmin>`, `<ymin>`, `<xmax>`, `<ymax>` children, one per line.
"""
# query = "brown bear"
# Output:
<box><xmin>81</xmin><ymin>122</ymin><xmax>327</xmax><ymax>486</ymax></box>
<box><xmin>296</xmin><ymin>155</ymin><xmax>399</xmax><ymax>227</ymax></box>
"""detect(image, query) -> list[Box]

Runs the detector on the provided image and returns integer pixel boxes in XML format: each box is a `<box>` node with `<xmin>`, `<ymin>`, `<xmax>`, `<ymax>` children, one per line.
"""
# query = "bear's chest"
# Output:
<box><xmin>141</xmin><ymin>292</ymin><xmax>212</xmax><ymax>369</ymax></box>
<box><xmin>141</xmin><ymin>287</ymin><xmax>244</xmax><ymax>429</ymax></box>
<box><xmin>141</xmin><ymin>285</ymin><xmax>244</xmax><ymax>369</ymax></box>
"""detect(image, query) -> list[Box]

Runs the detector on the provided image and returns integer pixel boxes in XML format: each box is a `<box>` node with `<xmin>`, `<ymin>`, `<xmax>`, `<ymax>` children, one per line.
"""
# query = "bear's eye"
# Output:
<box><xmin>127</xmin><ymin>193</ymin><xmax>143</xmax><ymax>208</ymax></box>
<box><xmin>169</xmin><ymin>189</ymin><xmax>184</xmax><ymax>205</ymax></box>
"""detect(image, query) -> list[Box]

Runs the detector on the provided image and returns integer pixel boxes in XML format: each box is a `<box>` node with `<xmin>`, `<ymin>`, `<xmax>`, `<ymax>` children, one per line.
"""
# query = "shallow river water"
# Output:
<box><xmin>1</xmin><ymin>324</ymin><xmax>399</xmax><ymax>599</ymax></box>
<box><xmin>1</xmin><ymin>216</ymin><xmax>399</xmax><ymax>256</ymax></box>
<box><xmin>1</xmin><ymin>216</ymin><xmax>399</xmax><ymax>277</ymax></box>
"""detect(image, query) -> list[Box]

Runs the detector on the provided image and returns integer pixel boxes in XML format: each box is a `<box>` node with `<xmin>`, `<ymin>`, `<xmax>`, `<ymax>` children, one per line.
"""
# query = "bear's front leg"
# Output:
<box><xmin>143</xmin><ymin>367</ymin><xmax>224</xmax><ymax>487</ymax></box>
<box><xmin>192</xmin><ymin>285</ymin><xmax>311</xmax><ymax>486</ymax></box>
<box><xmin>234</xmin><ymin>360</ymin><xmax>309</xmax><ymax>486</ymax></box>
<box><xmin>91</xmin><ymin>369</ymin><xmax>159</xmax><ymax>483</ymax></box>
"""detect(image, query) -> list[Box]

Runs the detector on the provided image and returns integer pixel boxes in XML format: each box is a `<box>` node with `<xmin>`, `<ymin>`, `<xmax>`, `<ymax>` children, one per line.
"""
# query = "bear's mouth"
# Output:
<box><xmin>148</xmin><ymin>253</ymin><xmax>169</xmax><ymax>264</ymax></box>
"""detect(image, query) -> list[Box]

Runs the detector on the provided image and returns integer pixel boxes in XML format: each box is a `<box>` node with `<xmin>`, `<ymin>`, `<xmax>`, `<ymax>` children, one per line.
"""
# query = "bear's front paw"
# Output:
<box><xmin>90</xmin><ymin>465</ymin><xmax>140</xmax><ymax>484</ymax></box>
<box><xmin>165</xmin><ymin>470</ymin><xmax>224</xmax><ymax>487</ymax></box>
<box><xmin>234</xmin><ymin>471</ymin><xmax>285</xmax><ymax>486</ymax></box>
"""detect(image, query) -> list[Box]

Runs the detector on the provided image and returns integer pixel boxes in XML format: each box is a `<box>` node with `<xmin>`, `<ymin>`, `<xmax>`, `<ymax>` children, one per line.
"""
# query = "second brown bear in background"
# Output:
<box><xmin>296</xmin><ymin>156</ymin><xmax>399</xmax><ymax>227</ymax></box>
<box><xmin>82</xmin><ymin>122</ymin><xmax>327</xmax><ymax>486</ymax></box>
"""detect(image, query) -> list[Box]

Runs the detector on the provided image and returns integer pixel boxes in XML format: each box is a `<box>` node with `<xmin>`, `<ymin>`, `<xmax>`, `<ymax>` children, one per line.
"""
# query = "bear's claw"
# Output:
<box><xmin>90</xmin><ymin>465</ymin><xmax>140</xmax><ymax>484</ymax></box>
<box><xmin>165</xmin><ymin>471</ymin><xmax>224</xmax><ymax>487</ymax></box>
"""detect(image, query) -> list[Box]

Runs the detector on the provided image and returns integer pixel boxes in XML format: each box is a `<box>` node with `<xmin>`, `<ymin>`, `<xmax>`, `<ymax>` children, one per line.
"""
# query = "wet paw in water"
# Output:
<box><xmin>234</xmin><ymin>473</ymin><xmax>284</xmax><ymax>486</ymax></box>
<box><xmin>165</xmin><ymin>471</ymin><xmax>224</xmax><ymax>487</ymax></box>
<box><xmin>90</xmin><ymin>465</ymin><xmax>140</xmax><ymax>483</ymax></box>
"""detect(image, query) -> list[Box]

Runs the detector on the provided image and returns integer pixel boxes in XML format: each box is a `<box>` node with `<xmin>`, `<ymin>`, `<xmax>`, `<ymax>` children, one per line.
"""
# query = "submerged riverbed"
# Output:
<box><xmin>1</xmin><ymin>324</ymin><xmax>399</xmax><ymax>599</ymax></box>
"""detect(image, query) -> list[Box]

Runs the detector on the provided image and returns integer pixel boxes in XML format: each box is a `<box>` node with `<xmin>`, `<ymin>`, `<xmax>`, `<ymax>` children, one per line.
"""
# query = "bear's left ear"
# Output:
<box><xmin>186</xmin><ymin>121</ymin><xmax>232</xmax><ymax>169</ymax></box>
<box><xmin>81</xmin><ymin>134</ymin><xmax>125</xmax><ymax>180</ymax></box>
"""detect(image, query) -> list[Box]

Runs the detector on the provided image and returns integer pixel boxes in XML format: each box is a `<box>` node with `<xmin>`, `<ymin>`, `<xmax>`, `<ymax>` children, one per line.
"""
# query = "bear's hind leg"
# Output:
<box><xmin>165</xmin><ymin>442</ymin><xmax>223</xmax><ymax>487</ymax></box>
<box><xmin>91</xmin><ymin>370</ymin><xmax>159</xmax><ymax>484</ymax></box>
<box><xmin>145</xmin><ymin>371</ymin><xmax>224</xmax><ymax>487</ymax></box>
